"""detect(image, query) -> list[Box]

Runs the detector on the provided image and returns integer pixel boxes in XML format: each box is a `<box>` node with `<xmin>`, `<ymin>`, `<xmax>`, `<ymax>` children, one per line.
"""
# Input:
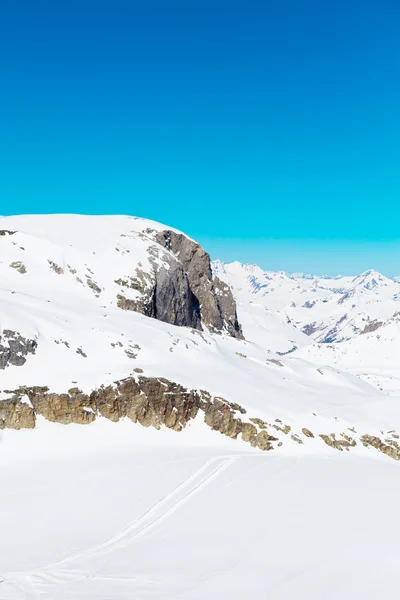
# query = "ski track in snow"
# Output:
<box><xmin>1</xmin><ymin>456</ymin><xmax>235</xmax><ymax>599</ymax></box>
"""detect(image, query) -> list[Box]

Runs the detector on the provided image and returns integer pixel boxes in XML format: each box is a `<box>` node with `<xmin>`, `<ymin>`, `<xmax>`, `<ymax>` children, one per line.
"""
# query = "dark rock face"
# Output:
<box><xmin>116</xmin><ymin>229</ymin><xmax>242</xmax><ymax>338</ymax></box>
<box><xmin>155</xmin><ymin>230</ymin><xmax>243</xmax><ymax>338</ymax></box>
<box><xmin>361</xmin><ymin>320</ymin><xmax>383</xmax><ymax>335</ymax></box>
<box><xmin>0</xmin><ymin>330</ymin><xmax>37</xmax><ymax>370</ymax></box>
<box><xmin>153</xmin><ymin>263</ymin><xmax>201</xmax><ymax>329</ymax></box>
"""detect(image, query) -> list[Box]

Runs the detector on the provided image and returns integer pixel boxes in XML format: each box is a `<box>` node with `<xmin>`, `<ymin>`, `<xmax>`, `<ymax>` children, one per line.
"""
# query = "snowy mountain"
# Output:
<box><xmin>1</xmin><ymin>215</ymin><xmax>400</xmax><ymax>449</ymax></box>
<box><xmin>2</xmin><ymin>216</ymin><xmax>400</xmax><ymax>600</ymax></box>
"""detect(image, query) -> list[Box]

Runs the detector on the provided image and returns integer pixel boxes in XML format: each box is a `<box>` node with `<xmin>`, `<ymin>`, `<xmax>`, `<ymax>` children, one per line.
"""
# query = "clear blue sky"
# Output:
<box><xmin>1</xmin><ymin>0</ymin><xmax>400</xmax><ymax>274</ymax></box>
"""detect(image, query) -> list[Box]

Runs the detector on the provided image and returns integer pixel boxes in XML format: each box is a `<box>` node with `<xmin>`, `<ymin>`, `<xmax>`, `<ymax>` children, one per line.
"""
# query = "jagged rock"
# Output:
<box><xmin>360</xmin><ymin>434</ymin><xmax>400</xmax><ymax>461</ymax></box>
<box><xmin>251</xmin><ymin>430</ymin><xmax>278</xmax><ymax>451</ymax></box>
<box><xmin>201</xmin><ymin>397</ymin><xmax>244</xmax><ymax>439</ymax></box>
<box><xmin>155</xmin><ymin>230</ymin><xmax>243</xmax><ymax>338</ymax></box>
<box><xmin>273</xmin><ymin>420</ymin><xmax>291</xmax><ymax>434</ymax></box>
<box><xmin>250</xmin><ymin>417</ymin><xmax>269</xmax><ymax>429</ymax></box>
<box><xmin>0</xmin><ymin>330</ymin><xmax>37</xmax><ymax>370</ymax></box>
<box><xmin>48</xmin><ymin>260</ymin><xmax>64</xmax><ymax>275</ymax></box>
<box><xmin>3</xmin><ymin>376</ymin><xmax>277</xmax><ymax>452</ymax></box>
<box><xmin>115</xmin><ymin>268</ymin><xmax>156</xmax><ymax>316</ymax></box>
<box><xmin>153</xmin><ymin>262</ymin><xmax>201</xmax><ymax>329</ymax></box>
<box><xmin>29</xmin><ymin>388</ymin><xmax>96</xmax><ymax>425</ymax></box>
<box><xmin>86</xmin><ymin>277</ymin><xmax>101</xmax><ymax>295</ymax></box>
<box><xmin>302</xmin><ymin>428</ymin><xmax>314</xmax><ymax>438</ymax></box>
<box><xmin>320</xmin><ymin>433</ymin><xmax>356</xmax><ymax>451</ymax></box>
<box><xmin>361</xmin><ymin>320</ymin><xmax>383</xmax><ymax>335</ymax></box>
<box><xmin>4</xmin><ymin>375</ymin><xmax>400</xmax><ymax>461</ymax></box>
<box><xmin>116</xmin><ymin>229</ymin><xmax>242</xmax><ymax>337</ymax></box>
<box><xmin>213</xmin><ymin>276</ymin><xmax>243</xmax><ymax>339</ymax></box>
<box><xmin>241</xmin><ymin>423</ymin><xmax>258</xmax><ymax>442</ymax></box>
<box><xmin>0</xmin><ymin>398</ymin><xmax>35</xmax><ymax>429</ymax></box>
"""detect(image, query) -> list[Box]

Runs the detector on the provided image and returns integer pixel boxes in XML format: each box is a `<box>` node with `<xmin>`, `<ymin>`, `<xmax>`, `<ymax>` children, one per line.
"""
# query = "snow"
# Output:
<box><xmin>1</xmin><ymin>216</ymin><xmax>400</xmax><ymax>598</ymax></box>
<box><xmin>1</xmin><ymin>422</ymin><xmax>399</xmax><ymax>599</ymax></box>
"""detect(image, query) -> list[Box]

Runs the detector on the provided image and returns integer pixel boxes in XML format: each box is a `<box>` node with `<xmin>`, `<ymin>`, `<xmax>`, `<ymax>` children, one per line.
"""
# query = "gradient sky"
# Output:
<box><xmin>1</xmin><ymin>0</ymin><xmax>400</xmax><ymax>274</ymax></box>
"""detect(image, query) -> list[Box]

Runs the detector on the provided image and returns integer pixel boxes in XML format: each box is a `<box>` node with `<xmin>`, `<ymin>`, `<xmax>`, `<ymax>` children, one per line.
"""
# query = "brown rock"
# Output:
<box><xmin>0</xmin><ymin>398</ymin><xmax>35</xmax><ymax>429</ymax></box>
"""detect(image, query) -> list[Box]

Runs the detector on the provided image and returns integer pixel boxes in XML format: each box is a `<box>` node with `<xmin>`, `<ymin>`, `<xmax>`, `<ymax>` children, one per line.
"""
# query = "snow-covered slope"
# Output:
<box><xmin>2</xmin><ymin>215</ymin><xmax>400</xmax><ymax>599</ymax></box>
<box><xmin>0</xmin><ymin>216</ymin><xmax>399</xmax><ymax>443</ymax></box>
<box><xmin>214</xmin><ymin>260</ymin><xmax>400</xmax><ymax>392</ymax></box>
<box><xmin>2</xmin><ymin>422</ymin><xmax>400</xmax><ymax>600</ymax></box>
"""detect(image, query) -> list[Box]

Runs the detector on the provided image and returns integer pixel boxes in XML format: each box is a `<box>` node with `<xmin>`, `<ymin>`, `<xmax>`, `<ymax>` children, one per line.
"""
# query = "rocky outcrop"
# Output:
<box><xmin>153</xmin><ymin>262</ymin><xmax>201</xmax><ymax>329</ymax></box>
<box><xmin>116</xmin><ymin>228</ymin><xmax>242</xmax><ymax>338</ymax></box>
<box><xmin>9</xmin><ymin>261</ymin><xmax>26</xmax><ymax>274</ymax></box>
<box><xmin>1</xmin><ymin>376</ymin><xmax>278</xmax><ymax>450</ymax></box>
<box><xmin>361</xmin><ymin>320</ymin><xmax>383</xmax><ymax>335</ymax></box>
<box><xmin>155</xmin><ymin>230</ymin><xmax>243</xmax><ymax>338</ymax></box>
<box><xmin>3</xmin><ymin>378</ymin><xmax>400</xmax><ymax>460</ymax></box>
<box><xmin>0</xmin><ymin>397</ymin><xmax>35</xmax><ymax>429</ymax></box>
<box><xmin>360</xmin><ymin>434</ymin><xmax>400</xmax><ymax>461</ymax></box>
<box><xmin>0</xmin><ymin>330</ymin><xmax>37</xmax><ymax>370</ymax></box>
<box><xmin>319</xmin><ymin>433</ymin><xmax>357</xmax><ymax>451</ymax></box>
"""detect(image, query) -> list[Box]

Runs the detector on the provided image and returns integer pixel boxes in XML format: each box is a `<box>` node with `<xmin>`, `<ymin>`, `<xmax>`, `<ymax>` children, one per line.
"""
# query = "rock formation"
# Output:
<box><xmin>0</xmin><ymin>330</ymin><xmax>37</xmax><ymax>370</ymax></box>
<box><xmin>155</xmin><ymin>230</ymin><xmax>243</xmax><ymax>338</ymax></box>
<box><xmin>0</xmin><ymin>376</ymin><xmax>276</xmax><ymax>451</ymax></box>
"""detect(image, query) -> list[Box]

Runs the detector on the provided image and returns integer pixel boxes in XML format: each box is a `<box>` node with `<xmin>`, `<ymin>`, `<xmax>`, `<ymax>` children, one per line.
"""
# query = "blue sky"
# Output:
<box><xmin>1</xmin><ymin>0</ymin><xmax>400</xmax><ymax>274</ymax></box>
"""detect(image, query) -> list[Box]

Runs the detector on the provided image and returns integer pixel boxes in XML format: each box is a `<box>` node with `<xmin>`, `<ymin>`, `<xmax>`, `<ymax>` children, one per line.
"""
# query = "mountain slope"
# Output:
<box><xmin>2</xmin><ymin>216</ymin><xmax>400</xmax><ymax>600</ymax></box>
<box><xmin>0</xmin><ymin>216</ymin><xmax>400</xmax><ymax>461</ymax></box>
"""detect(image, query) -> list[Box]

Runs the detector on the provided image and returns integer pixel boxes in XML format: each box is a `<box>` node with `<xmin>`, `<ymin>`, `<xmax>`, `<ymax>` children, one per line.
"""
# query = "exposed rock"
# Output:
<box><xmin>115</xmin><ymin>268</ymin><xmax>155</xmax><ymax>315</ymax></box>
<box><xmin>0</xmin><ymin>397</ymin><xmax>35</xmax><ymax>429</ymax></box>
<box><xmin>250</xmin><ymin>417</ymin><xmax>269</xmax><ymax>429</ymax></box>
<box><xmin>201</xmin><ymin>396</ymin><xmax>244</xmax><ymax>439</ymax></box>
<box><xmin>361</xmin><ymin>320</ymin><xmax>383</xmax><ymax>335</ymax></box>
<box><xmin>48</xmin><ymin>260</ymin><xmax>64</xmax><ymax>275</ymax></box>
<box><xmin>0</xmin><ymin>230</ymin><xmax>16</xmax><ymax>236</ymax></box>
<box><xmin>302</xmin><ymin>428</ymin><xmax>314</xmax><ymax>438</ymax></box>
<box><xmin>117</xmin><ymin>294</ymin><xmax>151</xmax><ymax>315</ymax></box>
<box><xmin>0</xmin><ymin>330</ymin><xmax>37</xmax><ymax>370</ymax></box>
<box><xmin>153</xmin><ymin>262</ymin><xmax>201</xmax><ymax>329</ymax></box>
<box><xmin>213</xmin><ymin>276</ymin><xmax>243</xmax><ymax>339</ymax></box>
<box><xmin>320</xmin><ymin>433</ymin><xmax>356</xmax><ymax>451</ymax></box>
<box><xmin>116</xmin><ymin>230</ymin><xmax>243</xmax><ymax>337</ymax></box>
<box><xmin>360</xmin><ymin>434</ymin><xmax>400</xmax><ymax>461</ymax></box>
<box><xmin>29</xmin><ymin>388</ymin><xmax>96</xmax><ymax>425</ymax></box>
<box><xmin>267</xmin><ymin>359</ymin><xmax>284</xmax><ymax>367</ymax></box>
<box><xmin>251</xmin><ymin>430</ymin><xmax>278</xmax><ymax>451</ymax></box>
<box><xmin>273</xmin><ymin>420</ymin><xmax>291</xmax><ymax>434</ymax></box>
<box><xmin>155</xmin><ymin>230</ymin><xmax>243</xmax><ymax>338</ymax></box>
<box><xmin>241</xmin><ymin>423</ymin><xmax>258</xmax><ymax>442</ymax></box>
<box><xmin>3</xmin><ymin>376</ymin><xmax>400</xmax><ymax>461</ymax></box>
<box><xmin>3</xmin><ymin>376</ymin><xmax>277</xmax><ymax>452</ymax></box>
<box><xmin>9</xmin><ymin>261</ymin><xmax>27</xmax><ymax>274</ymax></box>
<box><xmin>302</xmin><ymin>322</ymin><xmax>319</xmax><ymax>336</ymax></box>
<box><xmin>86</xmin><ymin>277</ymin><xmax>101</xmax><ymax>295</ymax></box>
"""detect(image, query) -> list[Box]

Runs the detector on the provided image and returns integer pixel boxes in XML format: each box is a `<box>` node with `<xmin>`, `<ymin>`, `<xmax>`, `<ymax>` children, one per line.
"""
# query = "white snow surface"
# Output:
<box><xmin>1</xmin><ymin>216</ymin><xmax>400</xmax><ymax>599</ymax></box>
